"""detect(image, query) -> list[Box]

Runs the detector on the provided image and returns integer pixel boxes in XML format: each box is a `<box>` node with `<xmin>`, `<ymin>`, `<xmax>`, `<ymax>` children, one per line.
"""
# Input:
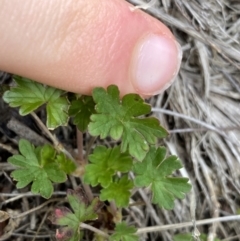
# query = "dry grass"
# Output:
<box><xmin>1</xmin><ymin>0</ymin><xmax>240</xmax><ymax>240</ymax></box>
<box><xmin>130</xmin><ymin>0</ymin><xmax>240</xmax><ymax>240</ymax></box>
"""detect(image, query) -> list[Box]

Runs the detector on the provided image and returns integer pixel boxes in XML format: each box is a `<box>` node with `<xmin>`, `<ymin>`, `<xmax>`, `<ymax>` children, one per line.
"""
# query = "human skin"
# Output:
<box><xmin>0</xmin><ymin>0</ymin><xmax>181</xmax><ymax>97</ymax></box>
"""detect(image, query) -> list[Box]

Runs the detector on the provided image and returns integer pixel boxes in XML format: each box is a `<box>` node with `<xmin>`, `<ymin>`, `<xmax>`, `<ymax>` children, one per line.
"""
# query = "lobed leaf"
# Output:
<box><xmin>110</xmin><ymin>222</ymin><xmax>138</xmax><ymax>241</ymax></box>
<box><xmin>69</xmin><ymin>96</ymin><xmax>96</xmax><ymax>132</ymax></box>
<box><xmin>8</xmin><ymin>139</ymin><xmax>71</xmax><ymax>199</ymax></box>
<box><xmin>3</xmin><ymin>76</ymin><xmax>69</xmax><ymax>129</ymax></box>
<box><xmin>133</xmin><ymin>147</ymin><xmax>191</xmax><ymax>210</ymax></box>
<box><xmin>88</xmin><ymin>85</ymin><xmax>168</xmax><ymax>161</ymax></box>
<box><xmin>49</xmin><ymin>188</ymin><xmax>99</xmax><ymax>241</ymax></box>
<box><xmin>100</xmin><ymin>176</ymin><xmax>134</xmax><ymax>208</ymax></box>
<box><xmin>83</xmin><ymin>146</ymin><xmax>133</xmax><ymax>188</ymax></box>
<box><xmin>56</xmin><ymin>153</ymin><xmax>77</xmax><ymax>174</ymax></box>
<box><xmin>31</xmin><ymin>176</ymin><xmax>53</xmax><ymax>198</ymax></box>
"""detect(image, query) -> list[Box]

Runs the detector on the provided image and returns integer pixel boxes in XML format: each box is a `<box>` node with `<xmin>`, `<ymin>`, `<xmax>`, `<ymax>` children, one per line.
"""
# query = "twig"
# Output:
<box><xmin>221</xmin><ymin>70</ymin><xmax>240</xmax><ymax>94</ymax></box>
<box><xmin>80</xmin><ymin>215</ymin><xmax>240</xmax><ymax>238</ymax></box>
<box><xmin>130</xmin><ymin>0</ymin><xmax>158</xmax><ymax>10</ymax></box>
<box><xmin>195</xmin><ymin>40</ymin><xmax>210</xmax><ymax>98</ymax></box>
<box><xmin>0</xmin><ymin>223</ymin><xmax>29</xmax><ymax>241</ymax></box>
<box><xmin>222</xmin><ymin>234</ymin><xmax>240</xmax><ymax>241</ymax></box>
<box><xmin>197</xmin><ymin>152</ymin><xmax>220</xmax><ymax>241</ymax></box>
<box><xmin>9</xmin><ymin>233</ymin><xmax>52</xmax><ymax>239</ymax></box>
<box><xmin>81</xmin><ymin>183</ymin><xmax>94</xmax><ymax>202</ymax></box>
<box><xmin>190</xmin><ymin>185</ymin><xmax>200</xmax><ymax>239</ymax></box>
<box><xmin>168</xmin><ymin>126</ymin><xmax>240</xmax><ymax>134</ymax></box>
<box><xmin>191</xmin><ymin>138</ymin><xmax>212</xmax><ymax>208</ymax></box>
<box><xmin>0</xmin><ymin>191</ymin><xmax>66</xmax><ymax>197</ymax></box>
<box><xmin>30</xmin><ymin>112</ymin><xmax>58</xmax><ymax>146</ymax></box>
<box><xmin>30</xmin><ymin>112</ymin><xmax>77</xmax><ymax>165</ymax></box>
<box><xmin>152</xmin><ymin>108</ymin><xmax>230</xmax><ymax>140</ymax></box>
<box><xmin>7</xmin><ymin>117</ymin><xmax>48</xmax><ymax>146</ymax></box>
<box><xmin>10</xmin><ymin>198</ymin><xmax>62</xmax><ymax>219</ymax></box>
<box><xmin>129</xmin><ymin>172</ymin><xmax>162</xmax><ymax>225</ymax></box>
<box><xmin>32</xmin><ymin>208</ymin><xmax>50</xmax><ymax>241</ymax></box>
<box><xmin>0</xmin><ymin>142</ymin><xmax>18</xmax><ymax>155</ymax></box>
<box><xmin>136</xmin><ymin>215</ymin><xmax>240</xmax><ymax>234</ymax></box>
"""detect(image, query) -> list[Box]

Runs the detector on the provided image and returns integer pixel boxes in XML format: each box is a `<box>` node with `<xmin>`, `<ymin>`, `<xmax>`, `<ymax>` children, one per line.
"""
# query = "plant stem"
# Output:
<box><xmin>30</xmin><ymin>112</ymin><xmax>77</xmax><ymax>165</ymax></box>
<box><xmin>109</xmin><ymin>201</ymin><xmax>118</xmax><ymax>218</ymax></box>
<box><xmin>76</xmin><ymin>128</ymin><xmax>94</xmax><ymax>201</ymax></box>
<box><xmin>81</xmin><ymin>183</ymin><xmax>94</xmax><ymax>202</ymax></box>
<box><xmin>80</xmin><ymin>223</ymin><xmax>109</xmax><ymax>238</ymax></box>
<box><xmin>76</xmin><ymin>129</ymin><xmax>84</xmax><ymax>162</ymax></box>
<box><xmin>85</xmin><ymin>136</ymin><xmax>97</xmax><ymax>160</ymax></box>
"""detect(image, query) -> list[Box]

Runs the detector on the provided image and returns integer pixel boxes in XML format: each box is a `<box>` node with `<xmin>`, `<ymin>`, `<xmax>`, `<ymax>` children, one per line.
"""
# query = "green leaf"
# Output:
<box><xmin>45</xmin><ymin>163</ymin><xmax>68</xmax><ymax>183</ymax></box>
<box><xmin>100</xmin><ymin>176</ymin><xmax>133</xmax><ymax>207</ymax></box>
<box><xmin>39</xmin><ymin>144</ymin><xmax>56</xmax><ymax>166</ymax></box>
<box><xmin>69</xmin><ymin>96</ymin><xmax>96</xmax><ymax>132</ymax></box>
<box><xmin>56</xmin><ymin>153</ymin><xmax>76</xmax><ymax>174</ymax></box>
<box><xmin>8</xmin><ymin>139</ymin><xmax>67</xmax><ymax>199</ymax></box>
<box><xmin>68</xmin><ymin>193</ymin><xmax>98</xmax><ymax>222</ymax></box>
<box><xmin>88</xmin><ymin>85</ymin><xmax>168</xmax><ymax>161</ymax></box>
<box><xmin>31</xmin><ymin>175</ymin><xmax>53</xmax><ymax>198</ymax></box>
<box><xmin>49</xmin><ymin>188</ymin><xmax>99</xmax><ymax>241</ymax></box>
<box><xmin>110</xmin><ymin>222</ymin><xmax>138</xmax><ymax>241</ymax></box>
<box><xmin>50</xmin><ymin>207</ymin><xmax>80</xmax><ymax>241</ymax></box>
<box><xmin>3</xmin><ymin>76</ymin><xmax>69</xmax><ymax>129</ymax></box>
<box><xmin>19</xmin><ymin>139</ymin><xmax>39</xmax><ymax>165</ymax></box>
<box><xmin>83</xmin><ymin>146</ymin><xmax>133</xmax><ymax>188</ymax></box>
<box><xmin>173</xmin><ymin>233</ymin><xmax>221</xmax><ymax>241</ymax></box>
<box><xmin>133</xmin><ymin>147</ymin><xmax>191</xmax><ymax>210</ymax></box>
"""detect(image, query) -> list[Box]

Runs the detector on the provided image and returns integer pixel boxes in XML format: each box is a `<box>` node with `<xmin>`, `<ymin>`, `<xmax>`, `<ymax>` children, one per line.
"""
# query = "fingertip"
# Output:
<box><xmin>129</xmin><ymin>34</ymin><xmax>182</xmax><ymax>96</ymax></box>
<box><xmin>0</xmin><ymin>0</ymin><xmax>181</xmax><ymax>97</ymax></box>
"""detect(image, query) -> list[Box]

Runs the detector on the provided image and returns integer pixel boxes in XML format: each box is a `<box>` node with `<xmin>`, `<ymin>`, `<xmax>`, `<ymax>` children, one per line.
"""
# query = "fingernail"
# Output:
<box><xmin>130</xmin><ymin>34</ymin><xmax>182</xmax><ymax>95</ymax></box>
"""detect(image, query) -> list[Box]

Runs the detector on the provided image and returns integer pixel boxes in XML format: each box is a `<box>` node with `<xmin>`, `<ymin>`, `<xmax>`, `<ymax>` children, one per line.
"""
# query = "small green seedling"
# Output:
<box><xmin>3</xmin><ymin>76</ymin><xmax>191</xmax><ymax>240</ymax></box>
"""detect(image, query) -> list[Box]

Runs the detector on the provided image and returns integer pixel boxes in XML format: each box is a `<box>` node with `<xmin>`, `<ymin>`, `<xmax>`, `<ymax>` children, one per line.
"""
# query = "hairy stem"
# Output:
<box><xmin>76</xmin><ymin>128</ymin><xmax>94</xmax><ymax>201</ymax></box>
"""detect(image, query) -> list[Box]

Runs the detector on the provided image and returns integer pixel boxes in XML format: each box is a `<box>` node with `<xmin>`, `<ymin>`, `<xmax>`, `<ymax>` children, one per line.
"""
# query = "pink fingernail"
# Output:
<box><xmin>130</xmin><ymin>34</ymin><xmax>182</xmax><ymax>95</ymax></box>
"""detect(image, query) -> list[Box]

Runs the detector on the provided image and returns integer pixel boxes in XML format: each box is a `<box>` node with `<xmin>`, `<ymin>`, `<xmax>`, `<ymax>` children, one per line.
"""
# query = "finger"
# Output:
<box><xmin>0</xmin><ymin>0</ymin><xmax>181</xmax><ymax>96</ymax></box>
